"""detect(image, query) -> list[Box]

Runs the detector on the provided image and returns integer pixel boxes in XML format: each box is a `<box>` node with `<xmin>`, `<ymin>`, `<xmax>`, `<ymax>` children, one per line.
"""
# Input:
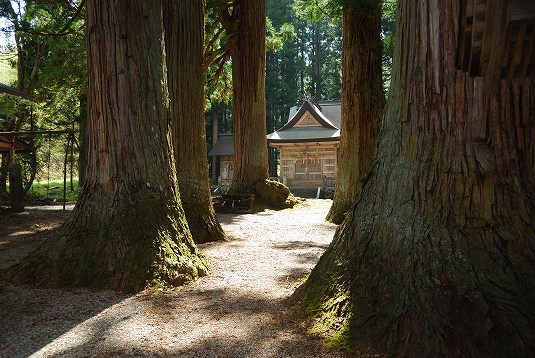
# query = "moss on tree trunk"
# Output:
<box><xmin>4</xmin><ymin>185</ymin><xmax>207</xmax><ymax>292</ymax></box>
<box><xmin>295</xmin><ymin>1</ymin><xmax>535</xmax><ymax>356</ymax></box>
<box><xmin>254</xmin><ymin>178</ymin><xmax>298</xmax><ymax>209</ymax></box>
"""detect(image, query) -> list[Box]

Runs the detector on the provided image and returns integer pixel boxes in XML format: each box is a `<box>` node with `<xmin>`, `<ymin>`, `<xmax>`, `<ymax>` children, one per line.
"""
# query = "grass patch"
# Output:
<box><xmin>26</xmin><ymin>179</ymin><xmax>81</xmax><ymax>202</ymax></box>
<box><xmin>0</xmin><ymin>52</ymin><xmax>17</xmax><ymax>84</ymax></box>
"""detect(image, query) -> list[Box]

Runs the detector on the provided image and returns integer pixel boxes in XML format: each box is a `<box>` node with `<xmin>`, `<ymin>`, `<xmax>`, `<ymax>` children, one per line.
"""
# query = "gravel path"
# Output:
<box><xmin>0</xmin><ymin>200</ymin><xmax>346</xmax><ymax>357</ymax></box>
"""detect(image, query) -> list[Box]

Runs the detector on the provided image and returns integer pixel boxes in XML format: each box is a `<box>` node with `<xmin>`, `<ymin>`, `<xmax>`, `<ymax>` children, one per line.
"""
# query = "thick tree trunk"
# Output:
<box><xmin>163</xmin><ymin>0</ymin><xmax>225</xmax><ymax>244</ymax></box>
<box><xmin>326</xmin><ymin>4</ymin><xmax>384</xmax><ymax>224</ymax></box>
<box><xmin>3</xmin><ymin>0</ymin><xmax>208</xmax><ymax>293</ymax></box>
<box><xmin>226</xmin><ymin>0</ymin><xmax>269</xmax><ymax>193</ymax></box>
<box><xmin>296</xmin><ymin>1</ymin><xmax>535</xmax><ymax>356</ymax></box>
<box><xmin>78</xmin><ymin>93</ymin><xmax>88</xmax><ymax>187</ymax></box>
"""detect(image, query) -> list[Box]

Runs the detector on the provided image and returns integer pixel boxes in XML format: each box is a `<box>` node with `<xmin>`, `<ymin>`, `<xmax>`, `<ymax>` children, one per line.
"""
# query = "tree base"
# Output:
<box><xmin>2</xmin><ymin>186</ymin><xmax>209</xmax><ymax>293</ymax></box>
<box><xmin>295</xmin><ymin>207</ymin><xmax>535</xmax><ymax>357</ymax></box>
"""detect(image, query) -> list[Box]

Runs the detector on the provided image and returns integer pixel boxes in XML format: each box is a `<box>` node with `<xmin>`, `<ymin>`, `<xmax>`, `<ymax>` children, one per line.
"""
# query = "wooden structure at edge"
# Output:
<box><xmin>457</xmin><ymin>0</ymin><xmax>535</xmax><ymax>85</ymax></box>
<box><xmin>267</xmin><ymin>100</ymin><xmax>341</xmax><ymax>184</ymax></box>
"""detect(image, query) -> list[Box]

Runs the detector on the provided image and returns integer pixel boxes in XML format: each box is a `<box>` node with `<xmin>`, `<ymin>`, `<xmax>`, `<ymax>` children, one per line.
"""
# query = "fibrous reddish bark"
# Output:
<box><xmin>164</xmin><ymin>0</ymin><xmax>225</xmax><ymax>244</ymax></box>
<box><xmin>296</xmin><ymin>1</ymin><xmax>535</xmax><ymax>356</ymax></box>
<box><xmin>327</xmin><ymin>2</ymin><xmax>384</xmax><ymax>224</ymax></box>
<box><xmin>221</xmin><ymin>0</ymin><xmax>269</xmax><ymax>193</ymax></box>
<box><xmin>3</xmin><ymin>0</ymin><xmax>208</xmax><ymax>292</ymax></box>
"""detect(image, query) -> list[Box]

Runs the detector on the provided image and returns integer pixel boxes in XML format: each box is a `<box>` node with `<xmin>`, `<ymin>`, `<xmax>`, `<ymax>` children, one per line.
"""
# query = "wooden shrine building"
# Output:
<box><xmin>456</xmin><ymin>0</ymin><xmax>535</xmax><ymax>85</ymax></box>
<box><xmin>267</xmin><ymin>100</ymin><xmax>341</xmax><ymax>184</ymax></box>
<box><xmin>207</xmin><ymin>134</ymin><xmax>234</xmax><ymax>191</ymax></box>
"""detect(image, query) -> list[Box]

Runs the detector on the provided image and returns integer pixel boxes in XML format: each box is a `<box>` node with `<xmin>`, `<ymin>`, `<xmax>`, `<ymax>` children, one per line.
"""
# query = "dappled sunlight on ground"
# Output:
<box><xmin>0</xmin><ymin>199</ymin><xmax>344</xmax><ymax>357</ymax></box>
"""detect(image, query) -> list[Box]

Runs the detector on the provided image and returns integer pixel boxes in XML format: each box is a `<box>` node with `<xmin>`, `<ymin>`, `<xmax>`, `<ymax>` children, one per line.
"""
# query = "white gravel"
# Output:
<box><xmin>0</xmin><ymin>199</ymin><xmax>344</xmax><ymax>357</ymax></box>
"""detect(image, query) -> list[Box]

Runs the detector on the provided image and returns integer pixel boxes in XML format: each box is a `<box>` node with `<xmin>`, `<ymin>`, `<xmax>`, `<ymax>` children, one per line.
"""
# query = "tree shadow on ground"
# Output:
<box><xmin>272</xmin><ymin>240</ymin><xmax>331</xmax><ymax>286</ymax></box>
<box><xmin>39</xmin><ymin>287</ymin><xmax>345</xmax><ymax>357</ymax></box>
<box><xmin>0</xmin><ymin>202</ymin><xmax>343</xmax><ymax>357</ymax></box>
<box><xmin>0</xmin><ymin>206</ymin><xmax>71</xmax><ymax>270</ymax></box>
<box><xmin>0</xmin><ymin>283</ymin><xmax>127</xmax><ymax>357</ymax></box>
<box><xmin>216</xmin><ymin>212</ymin><xmax>254</xmax><ymax>226</ymax></box>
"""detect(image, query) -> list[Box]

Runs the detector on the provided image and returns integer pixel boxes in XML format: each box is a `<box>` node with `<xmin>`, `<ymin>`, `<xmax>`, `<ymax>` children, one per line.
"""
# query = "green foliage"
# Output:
<box><xmin>293</xmin><ymin>0</ymin><xmax>341</xmax><ymax>20</ymax></box>
<box><xmin>267</xmin><ymin>19</ymin><xmax>296</xmax><ymax>52</ymax></box>
<box><xmin>25</xmin><ymin>179</ymin><xmax>80</xmax><ymax>202</ymax></box>
<box><xmin>292</xmin><ymin>0</ymin><xmax>398</xmax><ymax>94</ymax></box>
<box><xmin>0</xmin><ymin>0</ymin><xmax>85</xmax><ymax>194</ymax></box>
<box><xmin>0</xmin><ymin>52</ymin><xmax>17</xmax><ymax>84</ymax></box>
<box><xmin>381</xmin><ymin>0</ymin><xmax>397</xmax><ymax>92</ymax></box>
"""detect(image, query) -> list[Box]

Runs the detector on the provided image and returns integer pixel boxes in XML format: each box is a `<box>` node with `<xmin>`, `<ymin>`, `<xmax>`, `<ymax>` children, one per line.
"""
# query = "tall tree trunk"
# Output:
<box><xmin>163</xmin><ymin>0</ymin><xmax>225</xmax><ymax>244</ymax></box>
<box><xmin>296</xmin><ymin>1</ymin><xmax>535</xmax><ymax>356</ymax></box>
<box><xmin>314</xmin><ymin>22</ymin><xmax>321</xmax><ymax>100</ymax></box>
<box><xmin>3</xmin><ymin>0</ymin><xmax>208</xmax><ymax>293</ymax></box>
<box><xmin>78</xmin><ymin>93</ymin><xmax>88</xmax><ymax>187</ymax></box>
<box><xmin>224</xmin><ymin>0</ymin><xmax>269</xmax><ymax>193</ymax></box>
<box><xmin>326</xmin><ymin>3</ymin><xmax>384</xmax><ymax>224</ymax></box>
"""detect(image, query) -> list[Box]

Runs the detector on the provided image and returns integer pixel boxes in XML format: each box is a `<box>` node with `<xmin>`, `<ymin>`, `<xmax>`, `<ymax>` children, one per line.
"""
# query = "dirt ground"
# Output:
<box><xmin>0</xmin><ymin>200</ymin><xmax>366</xmax><ymax>358</ymax></box>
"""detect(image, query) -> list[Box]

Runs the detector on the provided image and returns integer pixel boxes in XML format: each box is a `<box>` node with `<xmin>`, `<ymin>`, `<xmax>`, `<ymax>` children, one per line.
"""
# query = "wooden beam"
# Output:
<box><xmin>479</xmin><ymin>0</ymin><xmax>504</xmax><ymax>78</ymax></box>
<box><xmin>507</xmin><ymin>0</ymin><xmax>535</xmax><ymax>24</ymax></box>
<box><xmin>507</xmin><ymin>24</ymin><xmax>527</xmax><ymax>81</ymax></box>
<box><xmin>520</xmin><ymin>26</ymin><xmax>535</xmax><ymax>79</ymax></box>
<box><xmin>0</xmin><ymin>83</ymin><xmax>36</xmax><ymax>101</ymax></box>
<box><xmin>0</xmin><ymin>142</ymin><xmax>12</xmax><ymax>149</ymax></box>
<box><xmin>485</xmin><ymin>0</ymin><xmax>508</xmax><ymax>85</ymax></box>
<box><xmin>0</xmin><ymin>130</ymin><xmax>73</xmax><ymax>136</ymax></box>
<box><xmin>456</xmin><ymin>0</ymin><xmax>472</xmax><ymax>72</ymax></box>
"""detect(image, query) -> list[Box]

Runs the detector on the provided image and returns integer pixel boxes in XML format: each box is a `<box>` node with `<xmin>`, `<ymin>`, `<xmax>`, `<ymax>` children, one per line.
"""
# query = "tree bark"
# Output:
<box><xmin>223</xmin><ymin>0</ymin><xmax>269</xmax><ymax>193</ymax></box>
<box><xmin>3</xmin><ymin>0</ymin><xmax>208</xmax><ymax>293</ymax></box>
<box><xmin>313</xmin><ymin>22</ymin><xmax>321</xmax><ymax>100</ymax></box>
<box><xmin>296</xmin><ymin>1</ymin><xmax>535</xmax><ymax>356</ymax></box>
<box><xmin>326</xmin><ymin>3</ymin><xmax>384</xmax><ymax>224</ymax></box>
<box><xmin>163</xmin><ymin>0</ymin><xmax>225</xmax><ymax>244</ymax></box>
<box><xmin>78</xmin><ymin>93</ymin><xmax>88</xmax><ymax>187</ymax></box>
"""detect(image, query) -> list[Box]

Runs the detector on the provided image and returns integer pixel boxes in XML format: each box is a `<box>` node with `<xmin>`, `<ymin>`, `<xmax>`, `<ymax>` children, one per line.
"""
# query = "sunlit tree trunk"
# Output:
<box><xmin>164</xmin><ymin>0</ymin><xmax>225</xmax><ymax>244</ymax></box>
<box><xmin>296</xmin><ymin>1</ymin><xmax>535</xmax><ymax>356</ymax></box>
<box><xmin>326</xmin><ymin>3</ymin><xmax>384</xmax><ymax>224</ymax></box>
<box><xmin>4</xmin><ymin>0</ymin><xmax>208</xmax><ymax>292</ymax></box>
<box><xmin>221</xmin><ymin>0</ymin><xmax>269</xmax><ymax>193</ymax></box>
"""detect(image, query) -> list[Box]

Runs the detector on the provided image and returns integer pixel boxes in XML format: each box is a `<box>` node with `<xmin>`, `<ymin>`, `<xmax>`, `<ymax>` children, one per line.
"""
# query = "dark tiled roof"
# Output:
<box><xmin>280</xmin><ymin>100</ymin><xmax>338</xmax><ymax>131</ymax></box>
<box><xmin>286</xmin><ymin>100</ymin><xmax>341</xmax><ymax>128</ymax></box>
<box><xmin>267</xmin><ymin>100</ymin><xmax>341</xmax><ymax>144</ymax></box>
<box><xmin>267</xmin><ymin>127</ymin><xmax>339</xmax><ymax>143</ymax></box>
<box><xmin>208</xmin><ymin>134</ymin><xmax>233</xmax><ymax>156</ymax></box>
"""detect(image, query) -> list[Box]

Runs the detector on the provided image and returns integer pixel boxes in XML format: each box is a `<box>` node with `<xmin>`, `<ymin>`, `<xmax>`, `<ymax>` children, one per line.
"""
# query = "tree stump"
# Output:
<box><xmin>8</xmin><ymin>163</ymin><xmax>24</xmax><ymax>213</ymax></box>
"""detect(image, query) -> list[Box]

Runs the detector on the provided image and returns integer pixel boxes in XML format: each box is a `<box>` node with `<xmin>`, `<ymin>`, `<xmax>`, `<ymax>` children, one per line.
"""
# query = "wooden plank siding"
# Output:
<box><xmin>274</xmin><ymin>143</ymin><xmax>338</xmax><ymax>183</ymax></box>
<box><xmin>457</xmin><ymin>0</ymin><xmax>535</xmax><ymax>85</ymax></box>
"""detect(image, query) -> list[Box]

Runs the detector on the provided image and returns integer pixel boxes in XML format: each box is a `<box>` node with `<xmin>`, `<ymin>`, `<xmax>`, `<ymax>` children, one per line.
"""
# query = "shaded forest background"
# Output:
<box><xmin>0</xmin><ymin>0</ymin><xmax>394</xmax><ymax>195</ymax></box>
